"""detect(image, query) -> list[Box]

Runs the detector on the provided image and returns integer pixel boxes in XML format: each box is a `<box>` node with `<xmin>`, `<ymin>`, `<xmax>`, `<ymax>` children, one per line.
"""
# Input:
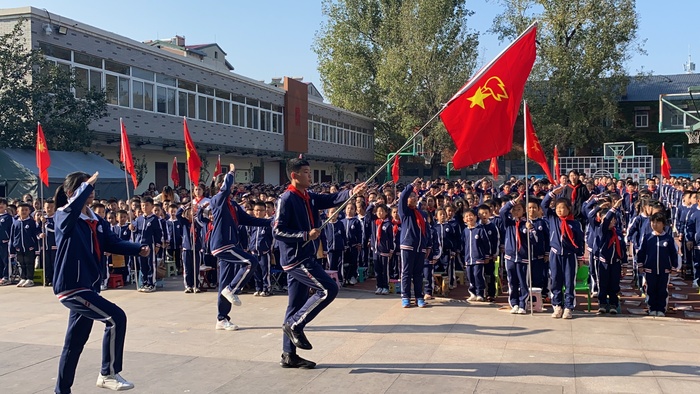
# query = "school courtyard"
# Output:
<box><xmin>1</xmin><ymin>280</ymin><xmax>700</xmax><ymax>393</ymax></box>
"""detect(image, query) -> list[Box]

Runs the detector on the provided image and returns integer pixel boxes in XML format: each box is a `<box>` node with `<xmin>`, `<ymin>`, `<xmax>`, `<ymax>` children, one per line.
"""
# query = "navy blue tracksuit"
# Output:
<box><xmin>131</xmin><ymin>214</ymin><xmax>162</xmax><ymax>287</ymax></box>
<box><xmin>462</xmin><ymin>225</ymin><xmax>489</xmax><ymax>298</ymax></box>
<box><xmin>371</xmin><ymin>217</ymin><xmax>394</xmax><ymax>290</ymax></box>
<box><xmin>398</xmin><ymin>184</ymin><xmax>429</xmax><ymax>300</ymax></box>
<box><xmin>342</xmin><ymin>215</ymin><xmax>362</xmax><ymax>283</ymax></box>
<box><xmin>248</xmin><ymin>223</ymin><xmax>273</xmax><ymax>292</ymax></box>
<box><xmin>10</xmin><ymin>217</ymin><xmax>41</xmax><ymax>281</ymax></box>
<box><xmin>323</xmin><ymin>220</ymin><xmax>345</xmax><ymax>278</ymax></box>
<box><xmin>596</xmin><ymin>208</ymin><xmax>626</xmax><ymax>308</ymax></box>
<box><xmin>1</xmin><ymin>212</ymin><xmax>14</xmax><ymax>280</ymax></box>
<box><xmin>637</xmin><ymin>231</ymin><xmax>679</xmax><ymax>313</ymax></box>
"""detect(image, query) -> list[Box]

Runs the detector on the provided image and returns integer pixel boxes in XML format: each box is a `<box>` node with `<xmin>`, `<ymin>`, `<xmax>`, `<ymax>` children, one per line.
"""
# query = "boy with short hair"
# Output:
<box><xmin>637</xmin><ymin>213</ymin><xmax>679</xmax><ymax>317</ymax></box>
<box><xmin>10</xmin><ymin>203</ymin><xmax>41</xmax><ymax>287</ymax></box>
<box><xmin>370</xmin><ymin>204</ymin><xmax>393</xmax><ymax>295</ymax></box>
<box><xmin>323</xmin><ymin>206</ymin><xmax>345</xmax><ymax>276</ymax></box>
<box><xmin>41</xmin><ymin>199</ymin><xmax>57</xmax><ymax>286</ymax></box>
<box><xmin>462</xmin><ymin>210</ymin><xmax>489</xmax><ymax>302</ymax></box>
<box><xmin>129</xmin><ymin>197</ymin><xmax>162</xmax><ymax>292</ymax></box>
<box><xmin>166</xmin><ymin>203</ymin><xmax>183</xmax><ymax>274</ymax></box>
<box><xmin>249</xmin><ymin>201</ymin><xmax>273</xmax><ymax>296</ymax></box>
<box><xmin>595</xmin><ymin>198</ymin><xmax>626</xmax><ymax>315</ymax></box>
<box><xmin>342</xmin><ymin>203</ymin><xmax>363</xmax><ymax>285</ymax></box>
<box><xmin>398</xmin><ymin>179</ymin><xmax>430</xmax><ymax>308</ymax></box>
<box><xmin>0</xmin><ymin>198</ymin><xmax>13</xmax><ymax>285</ymax></box>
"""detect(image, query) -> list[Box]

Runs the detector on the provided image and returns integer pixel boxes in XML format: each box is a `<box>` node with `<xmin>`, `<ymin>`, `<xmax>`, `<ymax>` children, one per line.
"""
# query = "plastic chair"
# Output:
<box><xmin>574</xmin><ymin>265</ymin><xmax>592</xmax><ymax>312</ymax></box>
<box><xmin>494</xmin><ymin>258</ymin><xmax>502</xmax><ymax>296</ymax></box>
<box><xmin>108</xmin><ymin>274</ymin><xmax>124</xmax><ymax>288</ymax></box>
<box><xmin>164</xmin><ymin>258</ymin><xmax>178</xmax><ymax>277</ymax></box>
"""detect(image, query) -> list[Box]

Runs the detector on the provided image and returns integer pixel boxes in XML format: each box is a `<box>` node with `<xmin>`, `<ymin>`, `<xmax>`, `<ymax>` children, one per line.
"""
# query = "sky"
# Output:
<box><xmin>1</xmin><ymin>0</ymin><xmax>698</xmax><ymax>96</ymax></box>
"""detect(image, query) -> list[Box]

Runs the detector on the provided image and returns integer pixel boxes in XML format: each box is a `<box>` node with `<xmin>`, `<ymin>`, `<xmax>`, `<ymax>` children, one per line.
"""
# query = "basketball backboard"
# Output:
<box><xmin>659</xmin><ymin>89</ymin><xmax>700</xmax><ymax>143</ymax></box>
<box><xmin>603</xmin><ymin>142</ymin><xmax>634</xmax><ymax>178</ymax></box>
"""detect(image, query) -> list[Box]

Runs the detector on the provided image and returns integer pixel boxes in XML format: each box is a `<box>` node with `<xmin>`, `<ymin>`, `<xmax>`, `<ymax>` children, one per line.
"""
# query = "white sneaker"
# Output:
<box><xmin>23</xmin><ymin>280</ymin><xmax>34</xmax><ymax>287</ymax></box>
<box><xmin>16</xmin><ymin>279</ymin><xmax>27</xmax><ymax>287</ymax></box>
<box><xmin>562</xmin><ymin>308</ymin><xmax>573</xmax><ymax>319</ymax></box>
<box><xmin>510</xmin><ymin>305</ymin><xmax>519</xmax><ymax>314</ymax></box>
<box><xmin>101</xmin><ymin>284</ymin><xmax>108</xmax><ymax>291</ymax></box>
<box><xmin>141</xmin><ymin>285</ymin><xmax>155</xmax><ymax>293</ymax></box>
<box><xmin>693</xmin><ymin>280</ymin><xmax>699</xmax><ymax>289</ymax></box>
<box><xmin>221</xmin><ymin>287</ymin><xmax>241</xmax><ymax>306</ymax></box>
<box><xmin>467</xmin><ymin>294</ymin><xmax>477</xmax><ymax>302</ymax></box>
<box><xmin>381</xmin><ymin>288</ymin><xmax>389</xmax><ymax>295</ymax></box>
<box><xmin>517</xmin><ymin>307</ymin><xmax>527</xmax><ymax>314</ymax></box>
<box><xmin>349</xmin><ymin>277</ymin><xmax>357</xmax><ymax>285</ymax></box>
<box><xmin>215</xmin><ymin>319</ymin><xmax>239</xmax><ymax>331</ymax></box>
<box><xmin>657</xmin><ymin>311</ymin><xmax>666</xmax><ymax>317</ymax></box>
<box><xmin>253</xmin><ymin>291</ymin><xmax>261</xmax><ymax>296</ymax></box>
<box><xmin>475</xmin><ymin>296</ymin><xmax>485</xmax><ymax>302</ymax></box>
<box><xmin>551</xmin><ymin>306</ymin><xmax>564</xmax><ymax>318</ymax></box>
<box><xmin>375</xmin><ymin>288</ymin><xmax>382</xmax><ymax>295</ymax></box>
<box><xmin>96</xmin><ymin>373</ymin><xmax>134</xmax><ymax>390</ymax></box>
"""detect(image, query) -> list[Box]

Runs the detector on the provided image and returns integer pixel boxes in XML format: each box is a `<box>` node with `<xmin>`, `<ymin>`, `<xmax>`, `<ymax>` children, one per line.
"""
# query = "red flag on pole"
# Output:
<box><xmin>171</xmin><ymin>157</ymin><xmax>180</xmax><ymax>187</ymax></box>
<box><xmin>119</xmin><ymin>119</ymin><xmax>138</xmax><ymax>188</ymax></box>
<box><xmin>524</xmin><ymin>104</ymin><xmax>554</xmax><ymax>183</ymax></box>
<box><xmin>36</xmin><ymin>122</ymin><xmax>50</xmax><ymax>187</ymax></box>
<box><xmin>391</xmin><ymin>154</ymin><xmax>400</xmax><ymax>183</ymax></box>
<box><xmin>213</xmin><ymin>155</ymin><xmax>222</xmax><ymax>178</ymax></box>
<box><xmin>489</xmin><ymin>157</ymin><xmax>499</xmax><ymax>179</ymax></box>
<box><xmin>553</xmin><ymin>145</ymin><xmax>560</xmax><ymax>183</ymax></box>
<box><xmin>661</xmin><ymin>143</ymin><xmax>671</xmax><ymax>179</ymax></box>
<box><xmin>183</xmin><ymin>117</ymin><xmax>202</xmax><ymax>185</ymax></box>
<box><xmin>440</xmin><ymin>23</ymin><xmax>537</xmax><ymax>169</ymax></box>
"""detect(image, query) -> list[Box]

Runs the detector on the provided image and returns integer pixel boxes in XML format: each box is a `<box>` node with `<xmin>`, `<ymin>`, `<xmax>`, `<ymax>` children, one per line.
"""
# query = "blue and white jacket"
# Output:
<box><xmin>636</xmin><ymin>231</ymin><xmax>679</xmax><ymax>274</ymax></box>
<box><xmin>398</xmin><ymin>184</ymin><xmax>429</xmax><ymax>252</ymax></box>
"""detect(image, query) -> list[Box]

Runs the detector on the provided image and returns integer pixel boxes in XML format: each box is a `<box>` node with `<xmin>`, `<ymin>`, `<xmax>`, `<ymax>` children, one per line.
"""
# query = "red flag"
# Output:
<box><xmin>391</xmin><ymin>154</ymin><xmax>400</xmax><ymax>183</ymax></box>
<box><xmin>524</xmin><ymin>103</ymin><xmax>554</xmax><ymax>183</ymax></box>
<box><xmin>553</xmin><ymin>145</ymin><xmax>560</xmax><ymax>183</ymax></box>
<box><xmin>489</xmin><ymin>157</ymin><xmax>499</xmax><ymax>179</ymax></box>
<box><xmin>119</xmin><ymin>119</ymin><xmax>138</xmax><ymax>188</ymax></box>
<box><xmin>171</xmin><ymin>157</ymin><xmax>180</xmax><ymax>187</ymax></box>
<box><xmin>213</xmin><ymin>155</ymin><xmax>222</xmax><ymax>178</ymax></box>
<box><xmin>661</xmin><ymin>143</ymin><xmax>671</xmax><ymax>179</ymax></box>
<box><xmin>36</xmin><ymin>122</ymin><xmax>50</xmax><ymax>187</ymax></box>
<box><xmin>441</xmin><ymin>23</ymin><xmax>537</xmax><ymax>169</ymax></box>
<box><xmin>183</xmin><ymin>118</ymin><xmax>202</xmax><ymax>185</ymax></box>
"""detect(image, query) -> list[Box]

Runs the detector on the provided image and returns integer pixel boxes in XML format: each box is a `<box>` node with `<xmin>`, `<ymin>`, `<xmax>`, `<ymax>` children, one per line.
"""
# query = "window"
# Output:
<box><xmin>232</xmin><ymin>102</ymin><xmax>244</xmax><ymax>126</ymax></box>
<box><xmin>672</xmin><ymin>144</ymin><xmax>684</xmax><ymax>158</ymax></box>
<box><xmin>39</xmin><ymin>42</ymin><xmax>71</xmax><ymax>61</ymax></box>
<box><xmin>197</xmin><ymin>96</ymin><xmax>213</xmax><ymax>122</ymax></box>
<box><xmin>132</xmin><ymin>67</ymin><xmax>154</xmax><ymax>81</ymax></box>
<box><xmin>671</xmin><ymin>113</ymin><xmax>683</xmax><ymax>127</ymax></box>
<box><xmin>118</xmin><ymin>76</ymin><xmax>130</xmax><ymax>107</ymax></box>
<box><xmin>636</xmin><ymin>144</ymin><xmax>648</xmax><ymax>156</ymax></box>
<box><xmin>105</xmin><ymin>59</ymin><xmax>130</xmax><ymax>75</ymax></box>
<box><xmin>106</xmin><ymin>74</ymin><xmax>118</xmax><ymax>105</ymax></box>
<box><xmin>246</xmin><ymin>107</ymin><xmax>258</xmax><ymax>129</ymax></box>
<box><xmin>635</xmin><ymin>111</ymin><xmax>649</xmax><ymax>128</ymax></box>
<box><xmin>157</xmin><ymin>86</ymin><xmax>176</xmax><ymax>114</ymax></box>
<box><xmin>132</xmin><ymin>80</ymin><xmax>144</xmax><ymax>109</ymax></box>
<box><xmin>74</xmin><ymin>52</ymin><xmax>102</xmax><ymax>68</ymax></box>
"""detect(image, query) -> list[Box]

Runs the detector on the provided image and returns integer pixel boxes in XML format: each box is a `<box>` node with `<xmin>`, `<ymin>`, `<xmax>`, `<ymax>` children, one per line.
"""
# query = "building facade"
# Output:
<box><xmin>0</xmin><ymin>7</ymin><xmax>375</xmax><ymax>192</ymax></box>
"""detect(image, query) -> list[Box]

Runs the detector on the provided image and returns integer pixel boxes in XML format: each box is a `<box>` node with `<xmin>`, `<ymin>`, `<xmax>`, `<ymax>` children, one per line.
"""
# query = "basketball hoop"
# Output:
<box><xmin>615</xmin><ymin>155</ymin><xmax>624</xmax><ymax>166</ymax></box>
<box><xmin>686</xmin><ymin>130</ymin><xmax>700</xmax><ymax>144</ymax></box>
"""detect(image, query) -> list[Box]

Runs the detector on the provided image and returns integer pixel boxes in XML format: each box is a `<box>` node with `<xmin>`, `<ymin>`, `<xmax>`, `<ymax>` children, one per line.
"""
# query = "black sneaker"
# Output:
<box><xmin>597</xmin><ymin>307</ymin><xmax>607</xmax><ymax>315</ymax></box>
<box><xmin>609</xmin><ymin>306</ymin><xmax>618</xmax><ymax>315</ymax></box>
<box><xmin>280</xmin><ymin>352</ymin><xmax>316</xmax><ymax>369</ymax></box>
<box><xmin>282</xmin><ymin>323</ymin><xmax>313</xmax><ymax>350</ymax></box>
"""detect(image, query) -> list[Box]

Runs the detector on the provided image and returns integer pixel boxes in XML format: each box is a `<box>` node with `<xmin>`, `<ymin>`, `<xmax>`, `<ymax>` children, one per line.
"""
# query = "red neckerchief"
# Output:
<box><xmin>514</xmin><ymin>220</ymin><xmax>522</xmax><ymax>250</ymax></box>
<box><xmin>85</xmin><ymin>219</ymin><xmax>101</xmax><ymax>261</ymax></box>
<box><xmin>568</xmin><ymin>183</ymin><xmax>581</xmax><ymax>202</ymax></box>
<box><xmin>608</xmin><ymin>227</ymin><xmax>622</xmax><ymax>258</ymax></box>
<box><xmin>287</xmin><ymin>185</ymin><xmax>314</xmax><ymax>227</ymax></box>
<box><xmin>206</xmin><ymin>222</ymin><xmax>213</xmax><ymax>242</ymax></box>
<box><xmin>412</xmin><ymin>207</ymin><xmax>426</xmax><ymax>235</ymax></box>
<box><xmin>559</xmin><ymin>214</ymin><xmax>578</xmax><ymax>248</ymax></box>
<box><xmin>227</xmin><ymin>198</ymin><xmax>239</xmax><ymax>226</ymax></box>
<box><xmin>375</xmin><ymin>219</ymin><xmax>383</xmax><ymax>243</ymax></box>
<box><xmin>392</xmin><ymin>219</ymin><xmax>400</xmax><ymax>236</ymax></box>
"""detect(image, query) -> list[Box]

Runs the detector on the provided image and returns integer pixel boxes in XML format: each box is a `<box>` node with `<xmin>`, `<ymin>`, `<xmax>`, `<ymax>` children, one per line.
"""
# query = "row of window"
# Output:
<box><xmin>40</xmin><ymin>42</ymin><xmax>374</xmax><ymax>146</ymax></box>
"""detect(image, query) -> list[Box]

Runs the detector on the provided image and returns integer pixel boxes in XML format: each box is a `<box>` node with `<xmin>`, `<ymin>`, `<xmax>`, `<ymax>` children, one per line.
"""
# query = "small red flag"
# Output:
<box><xmin>661</xmin><ymin>143</ymin><xmax>671</xmax><ymax>179</ymax></box>
<box><xmin>36</xmin><ymin>122</ymin><xmax>50</xmax><ymax>187</ymax></box>
<box><xmin>524</xmin><ymin>104</ymin><xmax>554</xmax><ymax>183</ymax></box>
<box><xmin>553</xmin><ymin>145</ymin><xmax>560</xmax><ymax>183</ymax></box>
<box><xmin>183</xmin><ymin>117</ymin><xmax>202</xmax><ymax>185</ymax></box>
<box><xmin>441</xmin><ymin>23</ymin><xmax>537</xmax><ymax>169</ymax></box>
<box><xmin>391</xmin><ymin>154</ymin><xmax>400</xmax><ymax>183</ymax></box>
<box><xmin>171</xmin><ymin>157</ymin><xmax>180</xmax><ymax>187</ymax></box>
<box><xmin>213</xmin><ymin>155</ymin><xmax>222</xmax><ymax>178</ymax></box>
<box><xmin>489</xmin><ymin>157</ymin><xmax>499</xmax><ymax>179</ymax></box>
<box><xmin>119</xmin><ymin>119</ymin><xmax>138</xmax><ymax>188</ymax></box>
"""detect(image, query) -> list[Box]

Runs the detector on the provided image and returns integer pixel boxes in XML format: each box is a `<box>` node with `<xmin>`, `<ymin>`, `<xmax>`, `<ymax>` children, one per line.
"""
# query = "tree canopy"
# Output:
<box><xmin>0</xmin><ymin>20</ymin><xmax>107</xmax><ymax>151</ymax></box>
<box><xmin>314</xmin><ymin>0</ymin><xmax>479</xmax><ymax>169</ymax></box>
<box><xmin>491</xmin><ymin>0</ymin><xmax>644</xmax><ymax>154</ymax></box>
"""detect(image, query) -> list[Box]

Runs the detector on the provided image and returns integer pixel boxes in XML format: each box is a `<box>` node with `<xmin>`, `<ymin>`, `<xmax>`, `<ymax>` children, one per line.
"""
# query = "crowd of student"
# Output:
<box><xmin>0</xmin><ymin>170</ymin><xmax>692</xmax><ymax>320</ymax></box>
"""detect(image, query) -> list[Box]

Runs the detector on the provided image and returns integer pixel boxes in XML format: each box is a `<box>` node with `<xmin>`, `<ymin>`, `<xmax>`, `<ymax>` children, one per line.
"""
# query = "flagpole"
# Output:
<box><xmin>524</xmin><ymin>101</ymin><xmax>534</xmax><ymax>315</ymax></box>
<box><xmin>191</xmin><ymin>180</ymin><xmax>199</xmax><ymax>292</ymax></box>
<box><xmin>40</xmin><ymin>179</ymin><xmax>46</xmax><ymax>287</ymax></box>
<box><xmin>119</xmin><ymin>118</ymin><xmax>137</xmax><ymax>290</ymax></box>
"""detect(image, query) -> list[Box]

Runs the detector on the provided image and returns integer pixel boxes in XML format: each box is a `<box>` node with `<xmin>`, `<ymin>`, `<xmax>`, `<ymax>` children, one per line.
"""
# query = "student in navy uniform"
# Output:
<box><xmin>210</xmin><ymin>164</ymin><xmax>272</xmax><ymax>331</ymax></box>
<box><xmin>477</xmin><ymin>204</ymin><xmax>499</xmax><ymax>302</ymax></box>
<box><xmin>129</xmin><ymin>197</ymin><xmax>162</xmax><ymax>293</ymax></box>
<box><xmin>249</xmin><ymin>201</ymin><xmax>274</xmax><ymax>296</ymax></box>
<box><xmin>462</xmin><ymin>209</ymin><xmax>489</xmax><ymax>302</ymax></box>
<box><xmin>323</xmin><ymin>206</ymin><xmax>345</xmax><ymax>276</ymax></box>
<box><xmin>527</xmin><ymin>198</ymin><xmax>550</xmax><ymax>300</ymax></box>
<box><xmin>274</xmin><ymin>158</ymin><xmax>365</xmax><ymax>369</ymax></box>
<box><xmin>500</xmin><ymin>196</ymin><xmax>532</xmax><ymax>313</ymax></box>
<box><xmin>342</xmin><ymin>203</ymin><xmax>363</xmax><ymax>285</ymax></box>
<box><xmin>176</xmin><ymin>204</ymin><xmax>202</xmax><ymax>293</ymax></box>
<box><xmin>542</xmin><ymin>186</ymin><xmax>585</xmax><ymax>319</ymax></box>
<box><xmin>52</xmin><ymin>171</ymin><xmax>150</xmax><ymax>393</ymax></box>
<box><xmin>40</xmin><ymin>199</ymin><xmax>57</xmax><ymax>286</ymax></box>
<box><xmin>398</xmin><ymin>178</ymin><xmax>430</xmax><ymax>308</ymax></box>
<box><xmin>370</xmin><ymin>204</ymin><xmax>393</xmax><ymax>295</ymax></box>
<box><xmin>637</xmin><ymin>213</ymin><xmax>679</xmax><ymax>317</ymax></box>
<box><xmin>10</xmin><ymin>202</ymin><xmax>41</xmax><ymax>287</ymax></box>
<box><xmin>390</xmin><ymin>206</ymin><xmax>401</xmax><ymax>279</ymax></box>
<box><xmin>166</xmin><ymin>203</ymin><xmax>183</xmax><ymax>274</ymax></box>
<box><xmin>0</xmin><ymin>198</ymin><xmax>12</xmax><ymax>285</ymax></box>
<box><xmin>595</xmin><ymin>199</ymin><xmax>626</xmax><ymax>315</ymax></box>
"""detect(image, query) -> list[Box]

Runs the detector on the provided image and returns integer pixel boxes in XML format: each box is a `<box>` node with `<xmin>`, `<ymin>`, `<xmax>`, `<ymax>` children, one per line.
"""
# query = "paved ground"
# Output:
<box><xmin>1</xmin><ymin>279</ymin><xmax>700</xmax><ymax>394</ymax></box>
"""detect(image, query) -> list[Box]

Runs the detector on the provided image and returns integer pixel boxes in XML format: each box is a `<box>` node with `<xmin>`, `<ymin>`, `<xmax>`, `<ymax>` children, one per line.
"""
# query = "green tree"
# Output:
<box><xmin>314</xmin><ymin>0</ymin><xmax>479</xmax><ymax>175</ymax></box>
<box><xmin>0</xmin><ymin>20</ymin><xmax>107</xmax><ymax>151</ymax></box>
<box><xmin>491</xmin><ymin>0</ymin><xmax>644</xmax><ymax>154</ymax></box>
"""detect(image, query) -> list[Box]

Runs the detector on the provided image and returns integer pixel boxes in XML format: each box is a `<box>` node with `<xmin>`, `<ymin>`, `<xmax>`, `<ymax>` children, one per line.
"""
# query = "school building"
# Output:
<box><xmin>0</xmin><ymin>7</ymin><xmax>375</xmax><ymax>192</ymax></box>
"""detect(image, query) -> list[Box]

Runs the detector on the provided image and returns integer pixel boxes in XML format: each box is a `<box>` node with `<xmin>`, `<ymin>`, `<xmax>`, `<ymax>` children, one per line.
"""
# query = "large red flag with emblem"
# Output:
<box><xmin>183</xmin><ymin>118</ymin><xmax>202</xmax><ymax>185</ymax></box>
<box><xmin>661</xmin><ymin>143</ymin><xmax>671</xmax><ymax>179</ymax></box>
<box><xmin>489</xmin><ymin>157</ymin><xmax>499</xmax><ymax>179</ymax></box>
<box><xmin>171</xmin><ymin>156</ymin><xmax>180</xmax><ymax>187</ymax></box>
<box><xmin>119</xmin><ymin>119</ymin><xmax>138</xmax><ymax>188</ymax></box>
<box><xmin>441</xmin><ymin>23</ymin><xmax>537</xmax><ymax>169</ymax></box>
<box><xmin>553</xmin><ymin>145</ymin><xmax>560</xmax><ymax>183</ymax></box>
<box><xmin>36</xmin><ymin>123</ymin><xmax>50</xmax><ymax>187</ymax></box>
<box><xmin>524</xmin><ymin>103</ymin><xmax>554</xmax><ymax>183</ymax></box>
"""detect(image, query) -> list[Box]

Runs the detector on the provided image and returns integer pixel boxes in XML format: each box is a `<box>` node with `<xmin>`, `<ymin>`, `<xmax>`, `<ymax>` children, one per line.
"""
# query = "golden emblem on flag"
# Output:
<box><xmin>467</xmin><ymin>76</ymin><xmax>509</xmax><ymax>109</ymax></box>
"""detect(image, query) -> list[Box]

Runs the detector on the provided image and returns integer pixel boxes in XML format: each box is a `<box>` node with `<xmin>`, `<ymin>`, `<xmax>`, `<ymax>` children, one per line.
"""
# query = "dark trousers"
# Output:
<box><xmin>374</xmin><ymin>254</ymin><xmax>390</xmax><ymax>289</ymax></box>
<box><xmin>588</xmin><ymin>251</ymin><xmax>599</xmax><ymax>294</ymax></box>
<box><xmin>343</xmin><ymin>247</ymin><xmax>359</xmax><ymax>282</ymax></box>
<box><xmin>505</xmin><ymin>259</ymin><xmax>529</xmax><ymax>308</ymax></box>
<box><xmin>530</xmin><ymin>258</ymin><xmax>548</xmax><ymax>297</ymax></box>
<box><xmin>55</xmin><ymin>291</ymin><xmax>126</xmax><ymax>394</ymax></box>
<box><xmin>550</xmin><ymin>252</ymin><xmax>577</xmax><ymax>309</ymax></box>
<box><xmin>598</xmin><ymin>259</ymin><xmax>621</xmax><ymax>307</ymax></box>
<box><xmin>16</xmin><ymin>250</ymin><xmax>35</xmax><ymax>280</ymax></box>
<box><xmin>253</xmin><ymin>253</ymin><xmax>271</xmax><ymax>292</ymax></box>
<box><xmin>484</xmin><ymin>260</ymin><xmax>496</xmax><ymax>298</ymax></box>
<box><xmin>327</xmin><ymin>250</ymin><xmax>343</xmax><ymax>281</ymax></box>
<box><xmin>467</xmin><ymin>263</ymin><xmax>486</xmax><ymax>298</ymax></box>
<box><xmin>0</xmin><ymin>241</ymin><xmax>10</xmax><ymax>279</ymax></box>
<box><xmin>423</xmin><ymin>260</ymin><xmax>434</xmax><ymax>295</ymax></box>
<box><xmin>390</xmin><ymin>253</ymin><xmax>400</xmax><ymax>279</ymax></box>
<box><xmin>215</xmin><ymin>248</ymin><xmax>257</xmax><ymax>321</ymax></box>
<box><xmin>44</xmin><ymin>249</ymin><xmax>56</xmax><ymax>283</ymax></box>
<box><xmin>400</xmin><ymin>249</ymin><xmax>425</xmax><ymax>300</ymax></box>
<box><xmin>646</xmin><ymin>271</ymin><xmax>670</xmax><ymax>313</ymax></box>
<box><xmin>283</xmin><ymin>259</ymin><xmax>338</xmax><ymax>354</ymax></box>
<box><xmin>137</xmin><ymin>254</ymin><xmax>154</xmax><ymax>287</ymax></box>
<box><xmin>182</xmin><ymin>250</ymin><xmax>196</xmax><ymax>288</ymax></box>
<box><xmin>693</xmin><ymin>248</ymin><xmax>700</xmax><ymax>283</ymax></box>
